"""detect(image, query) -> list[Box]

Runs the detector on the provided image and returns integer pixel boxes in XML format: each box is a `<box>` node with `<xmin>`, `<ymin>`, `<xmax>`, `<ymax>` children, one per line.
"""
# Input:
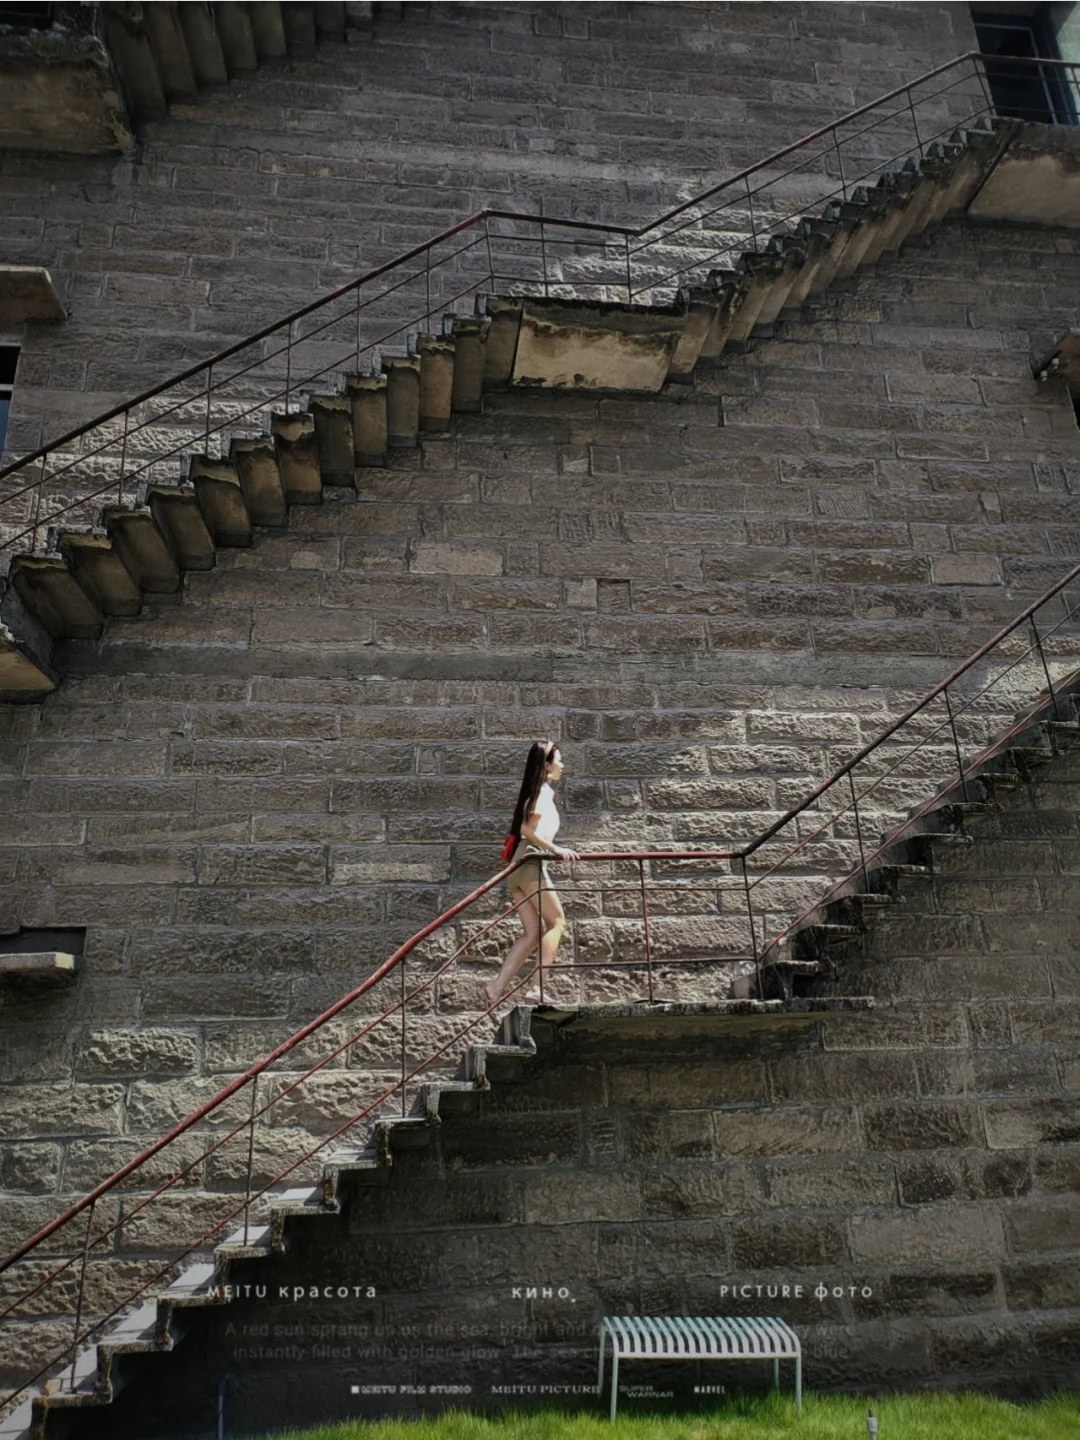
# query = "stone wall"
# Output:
<box><xmin>0</xmin><ymin>1</ymin><xmax>980</xmax><ymax>454</ymax></box>
<box><xmin>46</xmin><ymin>734</ymin><xmax>1080</xmax><ymax>1435</ymax></box>
<box><xmin>1</xmin><ymin>211</ymin><xmax>1080</xmax><ymax>1394</ymax></box>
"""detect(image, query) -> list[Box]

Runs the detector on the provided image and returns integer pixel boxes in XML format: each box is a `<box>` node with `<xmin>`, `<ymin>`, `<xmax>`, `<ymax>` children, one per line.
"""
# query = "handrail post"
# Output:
<box><xmin>1032</xmin><ymin>614</ymin><xmax>1061</xmax><ymax>718</ymax></box>
<box><xmin>425</xmin><ymin>245</ymin><xmax>432</xmax><ymax>331</ymax></box>
<box><xmin>638</xmin><ymin>859</ymin><xmax>654</xmax><ymax>1003</ymax></box>
<box><xmin>540</xmin><ymin>218</ymin><xmax>549</xmax><ymax>298</ymax></box>
<box><xmin>944</xmin><ymin>686</ymin><xmax>969</xmax><ymax>802</ymax></box>
<box><xmin>745</xmin><ymin>174</ymin><xmax>756</xmax><ymax>246</ymax></box>
<box><xmin>284</xmin><ymin>325</ymin><xmax>292</xmax><ymax>416</ymax></box>
<box><xmin>907</xmin><ymin>89</ymin><xmax>923</xmax><ymax>157</ymax></box>
<box><xmin>118</xmin><ymin>408</ymin><xmax>130</xmax><ymax>508</ymax></box>
<box><xmin>354</xmin><ymin>285</ymin><xmax>362</xmax><ymax>371</ymax></box>
<box><xmin>31</xmin><ymin>454</ymin><xmax>46</xmax><ymax>552</ymax></box>
<box><xmin>624</xmin><ymin>233</ymin><xmax>632</xmax><ymax>303</ymax></box>
<box><xmin>243</xmin><ymin>1075</ymin><xmax>258</xmax><ymax>1247</ymax></box>
<box><xmin>834</xmin><ymin>130</ymin><xmax>847</xmax><ymax>200</ymax></box>
<box><xmin>848</xmin><ymin>770</ymin><xmax>869</xmax><ymax>894</ymax></box>
<box><xmin>484</xmin><ymin>215</ymin><xmax>494</xmax><ymax>292</ymax></box>
<box><xmin>400</xmin><ymin>953</ymin><xmax>407</xmax><ymax>1116</ymax></box>
<box><xmin>70</xmin><ymin>1198</ymin><xmax>96</xmax><ymax>1393</ymax></box>
<box><xmin>204</xmin><ymin>363</ymin><xmax>213</xmax><ymax>455</ymax></box>
<box><xmin>536</xmin><ymin>867</ymin><xmax>545</xmax><ymax>1002</ymax></box>
<box><xmin>741</xmin><ymin>856</ymin><xmax>761</xmax><ymax>999</ymax></box>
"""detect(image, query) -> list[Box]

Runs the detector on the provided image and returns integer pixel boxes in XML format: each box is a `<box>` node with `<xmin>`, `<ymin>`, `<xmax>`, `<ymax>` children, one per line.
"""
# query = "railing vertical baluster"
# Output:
<box><xmin>624</xmin><ymin>233</ymin><xmax>632</xmax><ymax>303</ymax></box>
<box><xmin>638</xmin><ymin>859</ymin><xmax>654</xmax><ymax>1003</ymax></box>
<box><xmin>70</xmin><ymin>1199</ymin><xmax>96</xmax><ymax>1393</ymax></box>
<box><xmin>484</xmin><ymin>216</ymin><xmax>494</xmax><ymax>292</ymax></box>
<box><xmin>741</xmin><ymin>856</ymin><xmax>760</xmax><ymax>999</ymax></box>
<box><xmin>1032</xmin><ymin>614</ymin><xmax>1061</xmax><ymax>718</ymax></box>
<box><xmin>425</xmin><ymin>245</ymin><xmax>432</xmax><ymax>331</ymax></box>
<box><xmin>745</xmin><ymin>175</ymin><xmax>756</xmax><ymax>246</ymax></box>
<box><xmin>834</xmin><ymin>130</ymin><xmax>847</xmax><ymax>200</ymax></box>
<box><xmin>907</xmin><ymin>90</ymin><xmax>923</xmax><ymax>157</ymax></box>
<box><xmin>118</xmin><ymin>409</ymin><xmax>130</xmax><ymax>508</ymax></box>
<box><xmin>354</xmin><ymin>286</ymin><xmax>362</xmax><ymax>371</ymax></box>
<box><xmin>285</xmin><ymin>324</ymin><xmax>292</xmax><ymax>416</ymax></box>
<box><xmin>943</xmin><ymin>686</ymin><xmax>969</xmax><ymax>802</ymax></box>
<box><xmin>31</xmin><ymin>454</ymin><xmax>46</xmax><ymax>551</ymax></box>
<box><xmin>848</xmin><ymin>770</ymin><xmax>869</xmax><ymax>894</ymax></box>
<box><xmin>536</xmin><ymin>868</ymin><xmax>545</xmax><ymax>1002</ymax></box>
<box><xmin>400</xmin><ymin>953</ymin><xmax>407</xmax><ymax>1116</ymax></box>
<box><xmin>540</xmin><ymin>218</ymin><xmax>549</xmax><ymax>298</ymax></box>
<box><xmin>243</xmin><ymin>1075</ymin><xmax>258</xmax><ymax>1247</ymax></box>
<box><xmin>204</xmin><ymin>363</ymin><xmax>213</xmax><ymax>456</ymax></box>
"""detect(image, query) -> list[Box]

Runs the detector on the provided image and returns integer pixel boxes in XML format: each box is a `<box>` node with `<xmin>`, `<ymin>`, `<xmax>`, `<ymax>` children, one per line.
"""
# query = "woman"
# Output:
<box><xmin>483</xmin><ymin>740</ymin><xmax>580</xmax><ymax>1010</ymax></box>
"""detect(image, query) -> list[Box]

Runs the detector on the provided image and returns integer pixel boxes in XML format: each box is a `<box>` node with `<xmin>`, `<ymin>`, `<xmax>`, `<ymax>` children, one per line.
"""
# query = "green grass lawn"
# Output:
<box><xmin>262</xmin><ymin>1390</ymin><xmax>1080</xmax><ymax>1440</ymax></box>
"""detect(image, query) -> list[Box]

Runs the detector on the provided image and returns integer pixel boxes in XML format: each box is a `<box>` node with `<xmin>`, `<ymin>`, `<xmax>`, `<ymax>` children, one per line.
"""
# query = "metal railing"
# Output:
<box><xmin>1</xmin><ymin>51</ymin><xmax>1076</xmax><ymax>555</ymax></box>
<box><xmin>3</xmin><ymin>550</ymin><xmax>1080</xmax><ymax>1416</ymax></box>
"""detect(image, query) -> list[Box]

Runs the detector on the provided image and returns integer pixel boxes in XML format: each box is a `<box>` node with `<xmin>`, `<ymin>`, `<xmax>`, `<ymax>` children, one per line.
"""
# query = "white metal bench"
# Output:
<box><xmin>597</xmin><ymin>1314</ymin><xmax>802</xmax><ymax>1419</ymax></box>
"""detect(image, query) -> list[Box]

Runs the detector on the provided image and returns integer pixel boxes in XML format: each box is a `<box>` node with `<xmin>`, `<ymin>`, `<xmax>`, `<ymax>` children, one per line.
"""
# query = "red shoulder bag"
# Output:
<box><xmin>499</xmin><ymin>833</ymin><xmax>516</xmax><ymax>863</ymax></box>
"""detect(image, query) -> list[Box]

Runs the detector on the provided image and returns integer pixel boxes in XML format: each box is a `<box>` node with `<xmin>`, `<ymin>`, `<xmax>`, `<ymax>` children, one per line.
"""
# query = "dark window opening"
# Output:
<box><xmin>0</xmin><ymin>3</ymin><xmax>54</xmax><ymax>27</ymax></box>
<box><xmin>973</xmin><ymin>7</ymin><xmax>1077</xmax><ymax>124</ymax></box>
<box><xmin>0</xmin><ymin>345</ymin><xmax>18</xmax><ymax>459</ymax></box>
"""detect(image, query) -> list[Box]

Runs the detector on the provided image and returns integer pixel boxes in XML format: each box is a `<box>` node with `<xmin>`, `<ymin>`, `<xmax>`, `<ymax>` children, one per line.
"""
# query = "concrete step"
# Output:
<box><xmin>189</xmin><ymin>457</ymin><xmax>252</xmax><ymax>547</ymax></box>
<box><xmin>447</xmin><ymin>315</ymin><xmax>489</xmax><ymax>411</ymax></box>
<box><xmin>250</xmin><ymin>2</ymin><xmax>289</xmax><ymax>62</ymax></box>
<box><xmin>103</xmin><ymin>3</ymin><xmax>168</xmax><ymax>114</ymax></box>
<box><xmin>103</xmin><ymin>506</ymin><xmax>182</xmax><ymax>594</ymax></box>
<box><xmin>417</xmin><ymin>335</ymin><xmax>456</xmax><ymax>433</ymax></box>
<box><xmin>383</xmin><ymin>355</ymin><xmax>421</xmax><ymax>448</ymax></box>
<box><xmin>0</xmin><ymin>623</ymin><xmax>54</xmax><ymax>701</ymax></box>
<box><xmin>143</xmin><ymin>2</ymin><xmax>198</xmax><ymax>100</ymax></box>
<box><xmin>346</xmin><ymin>374</ymin><xmax>388</xmax><ymax>466</ymax></box>
<box><xmin>230</xmin><ymin>438</ymin><xmax>288</xmax><ymax>526</ymax></box>
<box><xmin>178</xmin><ymin>1</ymin><xmax>229</xmax><ymax>87</ymax></box>
<box><xmin>8</xmin><ymin>554</ymin><xmax>104</xmax><ymax>639</ymax></box>
<box><xmin>57</xmin><ymin>531</ymin><xmax>142</xmax><ymax>618</ymax></box>
<box><xmin>480</xmin><ymin>295</ymin><xmax>523</xmax><ymax>387</ymax></box>
<box><xmin>146</xmin><ymin>485</ymin><xmax>217</xmax><ymax>571</ymax></box>
<box><xmin>308</xmin><ymin>395</ymin><xmax>355</xmax><ymax>484</ymax></box>
<box><xmin>271</xmin><ymin>412</ymin><xmax>323</xmax><ymax>504</ymax></box>
<box><xmin>214</xmin><ymin>1</ymin><xmax>259</xmax><ymax>74</ymax></box>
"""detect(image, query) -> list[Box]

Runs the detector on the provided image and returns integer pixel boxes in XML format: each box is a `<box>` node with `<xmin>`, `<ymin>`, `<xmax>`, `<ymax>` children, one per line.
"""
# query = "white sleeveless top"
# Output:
<box><xmin>530</xmin><ymin>783</ymin><xmax>560</xmax><ymax>845</ymax></box>
<box><xmin>513</xmin><ymin>782</ymin><xmax>560</xmax><ymax>859</ymax></box>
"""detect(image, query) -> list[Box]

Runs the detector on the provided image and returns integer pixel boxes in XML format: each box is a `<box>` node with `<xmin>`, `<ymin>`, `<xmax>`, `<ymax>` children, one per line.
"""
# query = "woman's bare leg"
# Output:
<box><xmin>532</xmin><ymin>885</ymin><xmax>566</xmax><ymax>996</ymax></box>
<box><xmin>484</xmin><ymin>886</ymin><xmax>541</xmax><ymax>1008</ymax></box>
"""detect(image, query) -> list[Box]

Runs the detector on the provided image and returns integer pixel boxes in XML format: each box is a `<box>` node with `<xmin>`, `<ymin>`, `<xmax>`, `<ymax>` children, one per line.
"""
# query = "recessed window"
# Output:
<box><xmin>973</xmin><ymin>6</ymin><xmax>1077</xmax><ymax>124</ymax></box>
<box><xmin>0</xmin><ymin>345</ymin><xmax>18</xmax><ymax>459</ymax></box>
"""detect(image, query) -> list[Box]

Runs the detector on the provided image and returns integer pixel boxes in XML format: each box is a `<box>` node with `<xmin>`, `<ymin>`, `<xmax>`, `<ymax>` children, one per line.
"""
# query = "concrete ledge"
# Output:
<box><xmin>512</xmin><ymin>296</ymin><xmax>686</xmax><ymax>392</ymax></box>
<box><xmin>968</xmin><ymin>122</ymin><xmax>1080</xmax><ymax>228</ymax></box>
<box><xmin>0</xmin><ymin>951</ymin><xmax>78</xmax><ymax>981</ymax></box>
<box><xmin>523</xmin><ymin>996</ymin><xmax>875</xmax><ymax>1036</ymax></box>
<box><xmin>0</xmin><ymin>265</ymin><xmax>66</xmax><ymax>324</ymax></box>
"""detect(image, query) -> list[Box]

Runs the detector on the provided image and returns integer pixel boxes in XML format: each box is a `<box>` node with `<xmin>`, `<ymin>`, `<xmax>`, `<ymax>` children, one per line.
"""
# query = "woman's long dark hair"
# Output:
<box><xmin>508</xmin><ymin>740</ymin><xmax>557</xmax><ymax>843</ymax></box>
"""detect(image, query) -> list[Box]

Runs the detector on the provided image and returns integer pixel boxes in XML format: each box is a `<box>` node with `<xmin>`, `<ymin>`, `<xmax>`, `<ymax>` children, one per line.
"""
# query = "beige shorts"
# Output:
<box><xmin>508</xmin><ymin>847</ymin><xmax>551</xmax><ymax>898</ymax></box>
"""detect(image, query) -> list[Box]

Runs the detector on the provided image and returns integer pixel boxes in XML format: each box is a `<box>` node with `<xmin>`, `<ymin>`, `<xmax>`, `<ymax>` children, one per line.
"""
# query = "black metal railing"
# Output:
<box><xmin>1</xmin><ymin>52</ymin><xmax>1076</xmax><ymax>558</ymax></box>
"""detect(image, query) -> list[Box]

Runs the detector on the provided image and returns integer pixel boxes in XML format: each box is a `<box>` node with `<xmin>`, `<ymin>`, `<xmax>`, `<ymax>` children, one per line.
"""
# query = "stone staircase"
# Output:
<box><xmin>3</xmin><ymin>677</ymin><xmax>1080</xmax><ymax>1435</ymax></box>
<box><xmin>0</xmin><ymin>992</ymin><xmax>872</xmax><ymax>1439</ymax></box>
<box><xmin>101</xmin><ymin>1</ymin><xmax>394</xmax><ymax>121</ymax></box>
<box><xmin>0</xmin><ymin>112</ymin><xmax>1050</xmax><ymax>703</ymax></box>
<box><xmin>757</xmin><ymin>678</ymin><xmax>1080</xmax><ymax>1004</ymax></box>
